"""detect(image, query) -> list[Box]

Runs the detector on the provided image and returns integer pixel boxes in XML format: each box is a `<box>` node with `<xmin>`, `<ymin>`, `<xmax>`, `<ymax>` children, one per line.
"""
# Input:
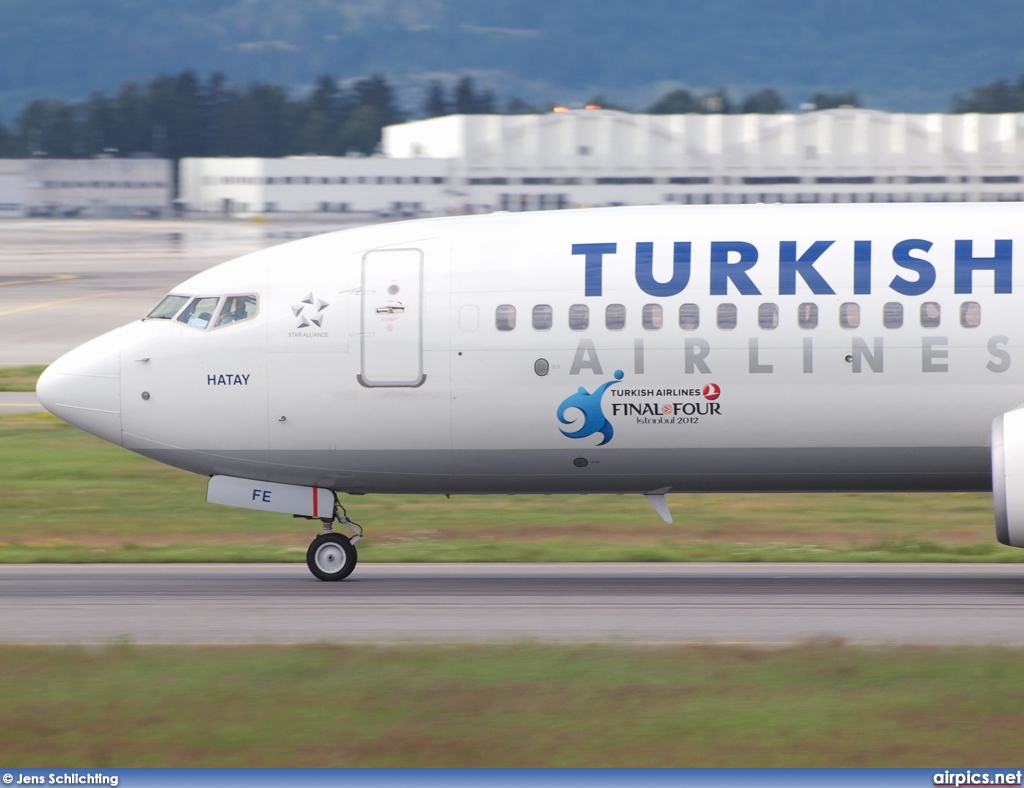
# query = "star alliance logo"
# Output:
<box><xmin>291</xmin><ymin>293</ymin><xmax>329</xmax><ymax>328</ymax></box>
<box><xmin>557</xmin><ymin>370</ymin><xmax>624</xmax><ymax>446</ymax></box>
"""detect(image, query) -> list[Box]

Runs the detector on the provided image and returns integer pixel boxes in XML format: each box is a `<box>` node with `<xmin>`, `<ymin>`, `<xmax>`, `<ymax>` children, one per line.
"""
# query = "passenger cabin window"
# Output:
<box><xmin>147</xmin><ymin>294</ymin><xmax>190</xmax><ymax>320</ymax></box>
<box><xmin>960</xmin><ymin>301</ymin><xmax>981</xmax><ymax>328</ymax></box>
<box><xmin>606</xmin><ymin>303</ymin><xmax>626</xmax><ymax>330</ymax></box>
<box><xmin>839</xmin><ymin>302</ymin><xmax>860</xmax><ymax>329</ymax></box>
<box><xmin>569</xmin><ymin>304</ymin><xmax>589</xmax><ymax>331</ymax></box>
<box><xmin>495</xmin><ymin>304</ymin><xmax>516</xmax><ymax>331</ymax></box>
<box><xmin>642</xmin><ymin>304</ymin><xmax>663</xmax><ymax>330</ymax></box>
<box><xmin>758</xmin><ymin>303</ymin><xmax>778</xmax><ymax>330</ymax></box>
<box><xmin>798</xmin><ymin>303</ymin><xmax>818</xmax><ymax>329</ymax></box>
<box><xmin>920</xmin><ymin>302</ymin><xmax>941</xmax><ymax>328</ymax></box>
<box><xmin>883</xmin><ymin>302</ymin><xmax>903</xmax><ymax>329</ymax></box>
<box><xmin>215</xmin><ymin>295</ymin><xmax>258</xmax><ymax>328</ymax></box>
<box><xmin>679</xmin><ymin>303</ymin><xmax>699</xmax><ymax>330</ymax></box>
<box><xmin>177</xmin><ymin>297</ymin><xmax>221</xmax><ymax>330</ymax></box>
<box><xmin>532</xmin><ymin>304</ymin><xmax>553</xmax><ymax>331</ymax></box>
<box><xmin>717</xmin><ymin>303</ymin><xmax>737</xmax><ymax>330</ymax></box>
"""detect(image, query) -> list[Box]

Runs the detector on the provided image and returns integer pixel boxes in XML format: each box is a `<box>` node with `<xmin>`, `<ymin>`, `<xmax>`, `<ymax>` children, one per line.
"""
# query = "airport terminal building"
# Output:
<box><xmin>178</xmin><ymin>108</ymin><xmax>1024</xmax><ymax>218</ymax></box>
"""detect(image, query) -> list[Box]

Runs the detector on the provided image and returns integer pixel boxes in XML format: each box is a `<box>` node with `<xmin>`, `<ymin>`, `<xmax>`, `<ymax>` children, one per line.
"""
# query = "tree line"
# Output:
<box><xmin>0</xmin><ymin>72</ymin><xmax>1021</xmax><ymax>160</ymax></box>
<box><xmin>0</xmin><ymin>72</ymin><xmax>403</xmax><ymax>160</ymax></box>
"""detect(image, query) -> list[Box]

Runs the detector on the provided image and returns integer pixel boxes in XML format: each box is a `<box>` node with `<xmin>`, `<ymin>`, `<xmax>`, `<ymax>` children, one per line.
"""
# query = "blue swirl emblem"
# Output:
<box><xmin>557</xmin><ymin>370</ymin><xmax>624</xmax><ymax>446</ymax></box>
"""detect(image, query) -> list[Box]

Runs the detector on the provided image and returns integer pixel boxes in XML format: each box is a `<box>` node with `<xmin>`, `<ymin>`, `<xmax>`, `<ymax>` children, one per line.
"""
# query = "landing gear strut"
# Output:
<box><xmin>306</xmin><ymin>498</ymin><xmax>363</xmax><ymax>581</ymax></box>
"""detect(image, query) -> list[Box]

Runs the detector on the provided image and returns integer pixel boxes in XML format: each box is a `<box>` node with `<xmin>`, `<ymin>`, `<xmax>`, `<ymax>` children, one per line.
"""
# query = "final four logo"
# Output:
<box><xmin>557</xmin><ymin>370</ymin><xmax>624</xmax><ymax>446</ymax></box>
<box><xmin>557</xmin><ymin>374</ymin><xmax>724</xmax><ymax>444</ymax></box>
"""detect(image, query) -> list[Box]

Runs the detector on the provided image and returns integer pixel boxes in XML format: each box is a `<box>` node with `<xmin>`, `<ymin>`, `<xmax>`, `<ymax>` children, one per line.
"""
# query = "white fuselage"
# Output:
<box><xmin>38</xmin><ymin>203</ymin><xmax>1024</xmax><ymax>497</ymax></box>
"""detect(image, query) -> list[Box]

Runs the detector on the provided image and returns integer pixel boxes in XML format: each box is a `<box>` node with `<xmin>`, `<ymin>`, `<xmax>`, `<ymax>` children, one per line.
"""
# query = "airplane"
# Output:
<box><xmin>35</xmin><ymin>202</ymin><xmax>1024</xmax><ymax>580</ymax></box>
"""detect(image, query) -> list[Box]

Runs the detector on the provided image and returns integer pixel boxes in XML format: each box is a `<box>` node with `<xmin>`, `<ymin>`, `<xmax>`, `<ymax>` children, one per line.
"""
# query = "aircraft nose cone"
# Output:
<box><xmin>37</xmin><ymin>328</ymin><xmax>123</xmax><ymax>447</ymax></box>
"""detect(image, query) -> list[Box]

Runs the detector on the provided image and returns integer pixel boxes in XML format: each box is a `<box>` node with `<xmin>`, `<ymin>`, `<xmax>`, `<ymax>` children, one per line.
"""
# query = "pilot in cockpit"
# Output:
<box><xmin>215</xmin><ymin>295</ymin><xmax>256</xmax><ymax>326</ymax></box>
<box><xmin>175</xmin><ymin>296</ymin><xmax>219</xmax><ymax>329</ymax></box>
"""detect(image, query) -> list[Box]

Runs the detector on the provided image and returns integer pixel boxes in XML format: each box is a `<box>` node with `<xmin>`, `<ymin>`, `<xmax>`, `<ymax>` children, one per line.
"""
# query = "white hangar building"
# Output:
<box><xmin>0</xmin><ymin>157</ymin><xmax>172</xmax><ymax>218</ymax></box>
<box><xmin>180</xmin><ymin>108</ymin><xmax>1024</xmax><ymax>217</ymax></box>
<box><xmin>178</xmin><ymin>154</ymin><xmax>453</xmax><ymax>217</ymax></box>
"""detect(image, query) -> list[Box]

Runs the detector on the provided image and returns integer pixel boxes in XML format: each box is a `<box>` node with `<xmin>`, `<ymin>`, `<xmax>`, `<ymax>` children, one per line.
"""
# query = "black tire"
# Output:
<box><xmin>306</xmin><ymin>533</ymin><xmax>358</xmax><ymax>581</ymax></box>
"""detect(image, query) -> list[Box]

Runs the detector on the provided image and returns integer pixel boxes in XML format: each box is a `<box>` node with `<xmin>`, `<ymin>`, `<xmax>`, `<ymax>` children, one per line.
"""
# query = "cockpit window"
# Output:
<box><xmin>176</xmin><ymin>297</ymin><xmax>222</xmax><ymax>330</ymax></box>
<box><xmin>215</xmin><ymin>295</ymin><xmax>258</xmax><ymax>327</ymax></box>
<box><xmin>147</xmin><ymin>294</ymin><xmax>190</xmax><ymax>320</ymax></box>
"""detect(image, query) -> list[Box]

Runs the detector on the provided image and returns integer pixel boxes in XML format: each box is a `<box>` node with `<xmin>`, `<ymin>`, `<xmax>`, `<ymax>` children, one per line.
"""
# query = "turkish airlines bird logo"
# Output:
<box><xmin>557</xmin><ymin>370</ymin><xmax>624</xmax><ymax>446</ymax></box>
<box><xmin>702</xmin><ymin>383</ymin><xmax>721</xmax><ymax>401</ymax></box>
<box><xmin>291</xmin><ymin>293</ymin><xmax>329</xmax><ymax>328</ymax></box>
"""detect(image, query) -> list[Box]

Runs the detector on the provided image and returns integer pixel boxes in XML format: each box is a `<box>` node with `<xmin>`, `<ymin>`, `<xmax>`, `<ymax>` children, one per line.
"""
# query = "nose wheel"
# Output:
<box><xmin>307</xmin><ymin>532</ymin><xmax>357</xmax><ymax>581</ymax></box>
<box><xmin>305</xmin><ymin>499</ymin><xmax>363</xmax><ymax>581</ymax></box>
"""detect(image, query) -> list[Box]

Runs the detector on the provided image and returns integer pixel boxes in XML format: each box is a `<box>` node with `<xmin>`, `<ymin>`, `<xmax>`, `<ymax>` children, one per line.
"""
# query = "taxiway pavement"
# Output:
<box><xmin>2</xmin><ymin>563</ymin><xmax>1023</xmax><ymax>645</ymax></box>
<box><xmin>0</xmin><ymin>392</ymin><xmax>42</xmax><ymax>413</ymax></box>
<box><xmin>0</xmin><ymin>219</ymin><xmax>362</xmax><ymax>365</ymax></box>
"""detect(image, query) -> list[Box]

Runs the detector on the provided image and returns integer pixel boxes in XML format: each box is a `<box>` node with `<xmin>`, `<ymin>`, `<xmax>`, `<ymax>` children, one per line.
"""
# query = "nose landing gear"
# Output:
<box><xmin>306</xmin><ymin>498</ymin><xmax>363</xmax><ymax>581</ymax></box>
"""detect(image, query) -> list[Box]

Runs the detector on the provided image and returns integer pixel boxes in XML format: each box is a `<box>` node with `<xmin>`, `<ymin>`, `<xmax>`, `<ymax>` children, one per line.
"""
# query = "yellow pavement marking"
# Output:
<box><xmin>0</xmin><ymin>285</ymin><xmax>167</xmax><ymax>317</ymax></box>
<box><xmin>0</xmin><ymin>291</ymin><xmax>119</xmax><ymax>317</ymax></box>
<box><xmin>0</xmin><ymin>403</ymin><xmax>42</xmax><ymax>407</ymax></box>
<box><xmin>0</xmin><ymin>274</ymin><xmax>76</xmax><ymax>288</ymax></box>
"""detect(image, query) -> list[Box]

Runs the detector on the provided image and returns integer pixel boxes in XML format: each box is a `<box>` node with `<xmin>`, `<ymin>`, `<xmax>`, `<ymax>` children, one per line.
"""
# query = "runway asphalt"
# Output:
<box><xmin>3</xmin><ymin>562</ymin><xmax>1024</xmax><ymax>645</ymax></box>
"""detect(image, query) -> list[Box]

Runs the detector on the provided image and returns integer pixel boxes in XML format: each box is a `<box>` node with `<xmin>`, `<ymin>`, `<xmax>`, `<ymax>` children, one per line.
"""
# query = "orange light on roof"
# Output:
<box><xmin>585</xmin><ymin>104</ymin><xmax>601</xmax><ymax>110</ymax></box>
<box><xmin>552</xmin><ymin>106</ymin><xmax>569</xmax><ymax>112</ymax></box>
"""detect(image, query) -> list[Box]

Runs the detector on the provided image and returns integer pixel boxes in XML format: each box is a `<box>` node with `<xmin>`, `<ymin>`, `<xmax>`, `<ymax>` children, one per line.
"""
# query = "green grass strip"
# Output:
<box><xmin>1</xmin><ymin>411</ymin><xmax>1015</xmax><ymax>563</ymax></box>
<box><xmin>0</xmin><ymin>365</ymin><xmax>45</xmax><ymax>392</ymax></box>
<box><xmin>0</xmin><ymin>539</ymin><xmax>1019</xmax><ymax>564</ymax></box>
<box><xmin>1</xmin><ymin>642</ymin><xmax>1023</xmax><ymax>766</ymax></box>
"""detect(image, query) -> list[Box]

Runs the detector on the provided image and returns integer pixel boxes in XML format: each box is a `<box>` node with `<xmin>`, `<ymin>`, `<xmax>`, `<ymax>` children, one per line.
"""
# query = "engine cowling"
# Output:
<box><xmin>991</xmin><ymin>409</ymin><xmax>1024</xmax><ymax>547</ymax></box>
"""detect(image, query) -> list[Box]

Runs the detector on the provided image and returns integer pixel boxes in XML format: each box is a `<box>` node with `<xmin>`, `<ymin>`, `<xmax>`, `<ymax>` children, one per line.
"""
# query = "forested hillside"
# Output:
<box><xmin>2</xmin><ymin>69</ymin><xmax>1021</xmax><ymax>162</ymax></box>
<box><xmin>1</xmin><ymin>0</ymin><xmax>1023</xmax><ymax>119</ymax></box>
